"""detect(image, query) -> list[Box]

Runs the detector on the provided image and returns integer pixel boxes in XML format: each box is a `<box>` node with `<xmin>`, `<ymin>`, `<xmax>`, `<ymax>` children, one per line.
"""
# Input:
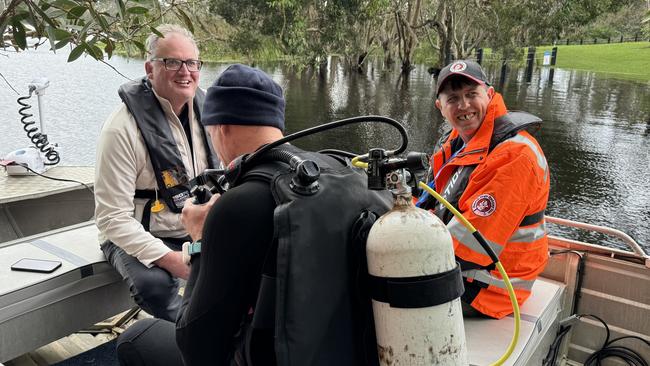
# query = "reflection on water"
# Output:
<box><xmin>1</xmin><ymin>51</ymin><xmax>649</xmax><ymax>250</ymax></box>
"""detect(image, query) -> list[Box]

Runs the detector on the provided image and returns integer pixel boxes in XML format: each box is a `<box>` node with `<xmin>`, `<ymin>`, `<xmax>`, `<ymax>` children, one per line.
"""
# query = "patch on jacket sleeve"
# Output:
<box><xmin>471</xmin><ymin>194</ymin><xmax>496</xmax><ymax>217</ymax></box>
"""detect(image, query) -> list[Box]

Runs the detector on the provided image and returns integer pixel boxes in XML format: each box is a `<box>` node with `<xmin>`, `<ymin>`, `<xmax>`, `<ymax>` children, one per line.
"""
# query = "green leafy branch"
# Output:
<box><xmin>1</xmin><ymin>0</ymin><xmax>197</xmax><ymax>62</ymax></box>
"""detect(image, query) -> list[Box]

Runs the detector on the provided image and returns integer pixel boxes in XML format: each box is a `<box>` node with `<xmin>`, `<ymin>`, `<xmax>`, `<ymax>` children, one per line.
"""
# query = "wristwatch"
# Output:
<box><xmin>182</xmin><ymin>240</ymin><xmax>202</xmax><ymax>265</ymax></box>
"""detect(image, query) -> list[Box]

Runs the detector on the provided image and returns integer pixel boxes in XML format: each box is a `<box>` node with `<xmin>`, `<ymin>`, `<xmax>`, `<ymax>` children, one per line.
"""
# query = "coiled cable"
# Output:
<box><xmin>17</xmin><ymin>88</ymin><xmax>60</xmax><ymax>165</ymax></box>
<box><xmin>582</xmin><ymin>314</ymin><xmax>649</xmax><ymax>366</ymax></box>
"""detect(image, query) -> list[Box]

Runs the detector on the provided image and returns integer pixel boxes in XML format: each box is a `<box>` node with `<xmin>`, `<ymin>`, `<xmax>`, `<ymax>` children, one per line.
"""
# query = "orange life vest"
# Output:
<box><xmin>428</xmin><ymin>93</ymin><xmax>549</xmax><ymax>319</ymax></box>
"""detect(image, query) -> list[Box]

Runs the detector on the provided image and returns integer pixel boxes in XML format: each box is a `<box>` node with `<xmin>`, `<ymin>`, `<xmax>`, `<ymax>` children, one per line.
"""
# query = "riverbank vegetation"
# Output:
<box><xmin>2</xmin><ymin>0</ymin><xmax>649</xmax><ymax>76</ymax></box>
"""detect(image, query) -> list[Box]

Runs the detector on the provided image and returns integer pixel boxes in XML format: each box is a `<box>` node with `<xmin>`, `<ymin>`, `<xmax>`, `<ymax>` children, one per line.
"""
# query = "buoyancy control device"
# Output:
<box><xmin>191</xmin><ymin>115</ymin><xmax>519</xmax><ymax>365</ymax></box>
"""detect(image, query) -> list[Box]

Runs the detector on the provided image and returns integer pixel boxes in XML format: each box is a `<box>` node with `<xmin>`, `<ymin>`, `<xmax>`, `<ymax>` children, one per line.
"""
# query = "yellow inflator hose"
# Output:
<box><xmin>351</xmin><ymin>156</ymin><xmax>520</xmax><ymax>366</ymax></box>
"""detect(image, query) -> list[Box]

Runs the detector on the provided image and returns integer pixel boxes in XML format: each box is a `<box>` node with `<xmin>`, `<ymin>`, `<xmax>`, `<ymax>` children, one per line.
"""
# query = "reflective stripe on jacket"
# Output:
<box><xmin>430</xmin><ymin>93</ymin><xmax>550</xmax><ymax>319</ymax></box>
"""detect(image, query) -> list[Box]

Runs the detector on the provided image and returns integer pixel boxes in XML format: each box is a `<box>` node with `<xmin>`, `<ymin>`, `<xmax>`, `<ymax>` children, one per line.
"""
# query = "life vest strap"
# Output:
<box><xmin>519</xmin><ymin>209</ymin><xmax>545</xmax><ymax>227</ymax></box>
<box><xmin>134</xmin><ymin>190</ymin><xmax>157</xmax><ymax>232</ymax></box>
<box><xmin>134</xmin><ymin>189</ymin><xmax>156</xmax><ymax>199</ymax></box>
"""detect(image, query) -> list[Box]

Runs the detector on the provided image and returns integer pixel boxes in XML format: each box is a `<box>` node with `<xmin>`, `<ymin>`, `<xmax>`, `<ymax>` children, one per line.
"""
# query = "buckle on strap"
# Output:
<box><xmin>368</xmin><ymin>264</ymin><xmax>465</xmax><ymax>309</ymax></box>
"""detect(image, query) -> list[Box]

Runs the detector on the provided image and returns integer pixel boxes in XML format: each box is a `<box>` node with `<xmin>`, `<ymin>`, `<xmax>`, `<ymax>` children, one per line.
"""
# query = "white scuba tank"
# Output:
<box><xmin>366</xmin><ymin>193</ymin><xmax>467</xmax><ymax>365</ymax></box>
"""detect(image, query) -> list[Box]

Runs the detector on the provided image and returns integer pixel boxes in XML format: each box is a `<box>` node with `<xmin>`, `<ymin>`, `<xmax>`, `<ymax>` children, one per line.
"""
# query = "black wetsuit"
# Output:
<box><xmin>177</xmin><ymin>178</ymin><xmax>277</xmax><ymax>364</ymax></box>
<box><xmin>116</xmin><ymin>179</ymin><xmax>276</xmax><ymax>366</ymax></box>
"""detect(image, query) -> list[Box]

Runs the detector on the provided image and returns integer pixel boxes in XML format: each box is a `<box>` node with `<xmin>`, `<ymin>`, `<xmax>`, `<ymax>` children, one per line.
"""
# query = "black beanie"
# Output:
<box><xmin>202</xmin><ymin>64</ymin><xmax>285</xmax><ymax>131</ymax></box>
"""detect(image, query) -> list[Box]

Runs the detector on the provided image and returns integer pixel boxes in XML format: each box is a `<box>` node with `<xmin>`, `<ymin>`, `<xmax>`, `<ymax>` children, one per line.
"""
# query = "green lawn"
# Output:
<box><xmin>537</xmin><ymin>42</ymin><xmax>650</xmax><ymax>81</ymax></box>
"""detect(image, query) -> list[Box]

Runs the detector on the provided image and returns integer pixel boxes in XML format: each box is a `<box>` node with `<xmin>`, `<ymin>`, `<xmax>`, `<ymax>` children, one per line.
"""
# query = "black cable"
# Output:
<box><xmin>549</xmin><ymin>249</ymin><xmax>586</xmax><ymax>315</ymax></box>
<box><xmin>17</xmin><ymin>89</ymin><xmax>60</xmax><ymax>165</ymax></box>
<box><xmin>14</xmin><ymin>163</ymin><xmax>95</xmax><ymax>197</ymax></box>
<box><xmin>543</xmin><ymin>325</ymin><xmax>572</xmax><ymax>366</ymax></box>
<box><xmin>580</xmin><ymin>314</ymin><xmax>649</xmax><ymax>366</ymax></box>
<box><xmin>543</xmin><ymin>310</ymin><xmax>649</xmax><ymax>365</ymax></box>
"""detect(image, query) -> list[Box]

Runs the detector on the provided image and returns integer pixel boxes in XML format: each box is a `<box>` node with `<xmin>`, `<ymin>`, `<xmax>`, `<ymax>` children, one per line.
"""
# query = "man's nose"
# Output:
<box><xmin>177</xmin><ymin>62</ymin><xmax>191</xmax><ymax>74</ymax></box>
<box><xmin>458</xmin><ymin>96</ymin><xmax>470</xmax><ymax>109</ymax></box>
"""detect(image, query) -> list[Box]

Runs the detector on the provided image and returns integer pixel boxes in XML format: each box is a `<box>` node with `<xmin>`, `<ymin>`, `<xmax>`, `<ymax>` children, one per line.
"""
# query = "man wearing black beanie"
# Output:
<box><xmin>115</xmin><ymin>64</ymin><xmax>287</xmax><ymax>365</ymax></box>
<box><xmin>115</xmin><ymin>64</ymin><xmax>390</xmax><ymax>366</ymax></box>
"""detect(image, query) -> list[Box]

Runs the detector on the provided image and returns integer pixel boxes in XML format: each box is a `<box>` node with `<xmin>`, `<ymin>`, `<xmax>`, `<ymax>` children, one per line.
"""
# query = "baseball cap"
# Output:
<box><xmin>435</xmin><ymin>60</ymin><xmax>490</xmax><ymax>96</ymax></box>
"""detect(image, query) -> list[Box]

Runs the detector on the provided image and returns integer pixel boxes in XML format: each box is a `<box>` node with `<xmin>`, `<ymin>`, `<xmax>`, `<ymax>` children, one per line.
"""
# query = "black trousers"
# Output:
<box><xmin>117</xmin><ymin>318</ymin><xmax>183</xmax><ymax>366</ymax></box>
<box><xmin>102</xmin><ymin>237</ymin><xmax>187</xmax><ymax>322</ymax></box>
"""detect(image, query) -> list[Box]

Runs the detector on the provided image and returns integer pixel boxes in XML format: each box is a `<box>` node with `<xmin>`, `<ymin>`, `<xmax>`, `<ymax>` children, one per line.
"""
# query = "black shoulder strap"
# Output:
<box><xmin>490</xmin><ymin>111</ymin><xmax>542</xmax><ymax>149</ymax></box>
<box><xmin>192</xmin><ymin>89</ymin><xmax>220</xmax><ymax>169</ymax></box>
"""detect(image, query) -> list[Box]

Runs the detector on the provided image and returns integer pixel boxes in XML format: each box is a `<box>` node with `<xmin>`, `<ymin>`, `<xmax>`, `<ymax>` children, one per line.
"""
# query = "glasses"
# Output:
<box><xmin>152</xmin><ymin>58</ymin><xmax>203</xmax><ymax>72</ymax></box>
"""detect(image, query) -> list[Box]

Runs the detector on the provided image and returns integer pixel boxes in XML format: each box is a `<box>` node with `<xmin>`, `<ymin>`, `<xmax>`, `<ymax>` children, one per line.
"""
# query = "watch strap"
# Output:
<box><xmin>181</xmin><ymin>240</ymin><xmax>201</xmax><ymax>265</ymax></box>
<box><xmin>188</xmin><ymin>240</ymin><xmax>201</xmax><ymax>255</ymax></box>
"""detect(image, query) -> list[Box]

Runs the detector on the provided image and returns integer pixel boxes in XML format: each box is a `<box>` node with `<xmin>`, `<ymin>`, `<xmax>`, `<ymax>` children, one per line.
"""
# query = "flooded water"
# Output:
<box><xmin>1</xmin><ymin>49</ymin><xmax>649</xmax><ymax>251</ymax></box>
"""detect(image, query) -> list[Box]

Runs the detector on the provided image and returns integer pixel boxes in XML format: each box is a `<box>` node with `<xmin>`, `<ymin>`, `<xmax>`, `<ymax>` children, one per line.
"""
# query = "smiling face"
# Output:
<box><xmin>435</xmin><ymin>77</ymin><xmax>494</xmax><ymax>143</ymax></box>
<box><xmin>145</xmin><ymin>33</ymin><xmax>199</xmax><ymax>115</ymax></box>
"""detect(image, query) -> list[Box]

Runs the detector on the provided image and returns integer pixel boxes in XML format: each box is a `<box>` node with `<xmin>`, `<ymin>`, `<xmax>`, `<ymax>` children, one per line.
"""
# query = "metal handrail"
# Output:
<box><xmin>546</xmin><ymin>216</ymin><xmax>647</xmax><ymax>258</ymax></box>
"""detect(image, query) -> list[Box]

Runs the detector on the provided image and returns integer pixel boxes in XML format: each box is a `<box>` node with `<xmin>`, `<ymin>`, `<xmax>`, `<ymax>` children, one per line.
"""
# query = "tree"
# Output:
<box><xmin>337</xmin><ymin>0</ymin><xmax>389</xmax><ymax>71</ymax></box>
<box><xmin>419</xmin><ymin>0</ymin><xmax>487</xmax><ymax>68</ymax></box>
<box><xmin>642</xmin><ymin>2</ymin><xmax>650</xmax><ymax>37</ymax></box>
<box><xmin>392</xmin><ymin>0</ymin><xmax>422</xmax><ymax>73</ymax></box>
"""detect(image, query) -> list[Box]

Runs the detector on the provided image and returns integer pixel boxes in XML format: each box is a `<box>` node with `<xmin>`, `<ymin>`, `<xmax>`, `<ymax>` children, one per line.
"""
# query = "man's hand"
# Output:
<box><xmin>154</xmin><ymin>251</ymin><xmax>190</xmax><ymax>280</ymax></box>
<box><xmin>181</xmin><ymin>193</ymin><xmax>220</xmax><ymax>241</ymax></box>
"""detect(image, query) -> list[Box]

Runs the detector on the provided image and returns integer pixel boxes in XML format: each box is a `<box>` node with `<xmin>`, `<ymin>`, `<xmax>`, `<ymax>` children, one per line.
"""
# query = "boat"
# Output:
<box><xmin>0</xmin><ymin>168</ymin><xmax>134</xmax><ymax>364</ymax></box>
<box><xmin>1</xmin><ymin>162</ymin><xmax>647</xmax><ymax>365</ymax></box>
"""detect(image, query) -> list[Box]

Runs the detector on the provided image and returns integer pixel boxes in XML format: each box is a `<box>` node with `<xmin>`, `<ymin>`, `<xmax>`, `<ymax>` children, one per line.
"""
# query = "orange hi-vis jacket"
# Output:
<box><xmin>427</xmin><ymin>93</ymin><xmax>550</xmax><ymax>319</ymax></box>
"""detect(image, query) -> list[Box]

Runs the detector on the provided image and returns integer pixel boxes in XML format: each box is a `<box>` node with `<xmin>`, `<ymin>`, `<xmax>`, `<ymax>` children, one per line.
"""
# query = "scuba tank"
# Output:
<box><xmin>364</xmin><ymin>149</ymin><xmax>467</xmax><ymax>365</ymax></box>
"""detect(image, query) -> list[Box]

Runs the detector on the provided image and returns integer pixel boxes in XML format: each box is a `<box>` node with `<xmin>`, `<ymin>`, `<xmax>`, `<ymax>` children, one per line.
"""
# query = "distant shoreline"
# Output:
<box><xmin>531</xmin><ymin>42</ymin><xmax>649</xmax><ymax>82</ymax></box>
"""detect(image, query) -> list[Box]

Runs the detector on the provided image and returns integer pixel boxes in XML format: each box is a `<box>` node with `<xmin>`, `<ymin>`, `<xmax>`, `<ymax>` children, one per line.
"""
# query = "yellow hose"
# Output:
<box><xmin>351</xmin><ymin>157</ymin><xmax>520</xmax><ymax>364</ymax></box>
<box><xmin>417</xmin><ymin>182</ymin><xmax>520</xmax><ymax>366</ymax></box>
<box><xmin>351</xmin><ymin>156</ymin><xmax>368</xmax><ymax>169</ymax></box>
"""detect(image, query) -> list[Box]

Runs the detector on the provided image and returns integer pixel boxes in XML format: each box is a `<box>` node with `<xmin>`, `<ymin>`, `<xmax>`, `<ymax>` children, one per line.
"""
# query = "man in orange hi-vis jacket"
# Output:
<box><xmin>417</xmin><ymin>60</ymin><xmax>550</xmax><ymax>319</ymax></box>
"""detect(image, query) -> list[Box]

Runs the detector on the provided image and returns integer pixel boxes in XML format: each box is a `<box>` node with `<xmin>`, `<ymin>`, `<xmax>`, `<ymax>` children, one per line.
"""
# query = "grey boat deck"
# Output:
<box><xmin>0</xmin><ymin>222</ymin><xmax>134</xmax><ymax>363</ymax></box>
<box><xmin>0</xmin><ymin>166</ymin><xmax>94</xmax><ymax>204</ymax></box>
<box><xmin>0</xmin><ymin>166</ymin><xmax>95</xmax><ymax>243</ymax></box>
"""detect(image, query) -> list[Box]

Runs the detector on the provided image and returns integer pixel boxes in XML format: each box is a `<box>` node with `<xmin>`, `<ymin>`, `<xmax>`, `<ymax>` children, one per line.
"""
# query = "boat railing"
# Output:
<box><xmin>546</xmin><ymin>216</ymin><xmax>649</xmax><ymax>267</ymax></box>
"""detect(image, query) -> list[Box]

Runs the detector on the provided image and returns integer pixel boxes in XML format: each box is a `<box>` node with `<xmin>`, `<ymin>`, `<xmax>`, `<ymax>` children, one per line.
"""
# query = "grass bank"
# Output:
<box><xmin>537</xmin><ymin>42</ymin><xmax>650</xmax><ymax>81</ymax></box>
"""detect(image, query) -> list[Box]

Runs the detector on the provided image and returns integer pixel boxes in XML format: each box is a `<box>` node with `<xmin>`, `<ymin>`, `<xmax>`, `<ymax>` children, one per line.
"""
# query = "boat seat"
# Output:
<box><xmin>0</xmin><ymin>221</ymin><xmax>133</xmax><ymax>362</ymax></box>
<box><xmin>466</xmin><ymin>278</ymin><xmax>565</xmax><ymax>365</ymax></box>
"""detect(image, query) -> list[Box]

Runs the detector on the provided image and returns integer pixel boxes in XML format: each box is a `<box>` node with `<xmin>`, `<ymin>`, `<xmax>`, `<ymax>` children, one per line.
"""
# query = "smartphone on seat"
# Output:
<box><xmin>11</xmin><ymin>258</ymin><xmax>62</xmax><ymax>273</ymax></box>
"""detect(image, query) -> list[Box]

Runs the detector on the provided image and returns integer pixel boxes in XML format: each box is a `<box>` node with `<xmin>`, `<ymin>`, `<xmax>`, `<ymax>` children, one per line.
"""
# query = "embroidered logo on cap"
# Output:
<box><xmin>472</xmin><ymin>194</ymin><xmax>496</xmax><ymax>217</ymax></box>
<box><xmin>450</xmin><ymin>61</ymin><xmax>467</xmax><ymax>73</ymax></box>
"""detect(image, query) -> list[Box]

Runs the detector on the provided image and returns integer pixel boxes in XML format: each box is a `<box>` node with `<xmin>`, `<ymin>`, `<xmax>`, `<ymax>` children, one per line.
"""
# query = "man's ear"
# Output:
<box><xmin>219</xmin><ymin>124</ymin><xmax>231</xmax><ymax>138</ymax></box>
<box><xmin>145</xmin><ymin>61</ymin><xmax>153</xmax><ymax>78</ymax></box>
<box><xmin>435</xmin><ymin>99</ymin><xmax>442</xmax><ymax>110</ymax></box>
<box><xmin>487</xmin><ymin>86</ymin><xmax>495</xmax><ymax>99</ymax></box>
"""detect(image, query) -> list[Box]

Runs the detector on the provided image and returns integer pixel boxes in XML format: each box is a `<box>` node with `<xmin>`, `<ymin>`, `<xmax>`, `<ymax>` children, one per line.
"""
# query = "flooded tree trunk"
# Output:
<box><xmin>394</xmin><ymin>0</ymin><xmax>421</xmax><ymax>74</ymax></box>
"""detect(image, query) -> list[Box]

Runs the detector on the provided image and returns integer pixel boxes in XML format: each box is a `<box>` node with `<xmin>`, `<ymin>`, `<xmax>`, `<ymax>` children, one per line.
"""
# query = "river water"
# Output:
<box><xmin>1</xmin><ymin>48</ymin><xmax>649</xmax><ymax>251</ymax></box>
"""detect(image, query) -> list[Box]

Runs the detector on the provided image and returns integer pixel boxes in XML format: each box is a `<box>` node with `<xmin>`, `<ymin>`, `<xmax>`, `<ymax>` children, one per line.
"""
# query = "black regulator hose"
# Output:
<box><xmin>244</xmin><ymin>115</ymin><xmax>408</xmax><ymax>168</ymax></box>
<box><xmin>192</xmin><ymin>115</ymin><xmax>408</xmax><ymax>202</ymax></box>
<box><xmin>17</xmin><ymin>88</ymin><xmax>60</xmax><ymax>165</ymax></box>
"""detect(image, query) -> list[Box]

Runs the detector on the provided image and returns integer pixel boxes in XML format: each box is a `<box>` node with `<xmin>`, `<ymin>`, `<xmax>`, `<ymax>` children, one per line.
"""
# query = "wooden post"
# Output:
<box><xmin>499</xmin><ymin>61</ymin><xmax>508</xmax><ymax>89</ymax></box>
<box><xmin>551</xmin><ymin>47</ymin><xmax>557</xmax><ymax>66</ymax></box>
<box><xmin>475</xmin><ymin>48</ymin><xmax>483</xmax><ymax>65</ymax></box>
<box><xmin>525</xmin><ymin>46</ymin><xmax>535</xmax><ymax>82</ymax></box>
